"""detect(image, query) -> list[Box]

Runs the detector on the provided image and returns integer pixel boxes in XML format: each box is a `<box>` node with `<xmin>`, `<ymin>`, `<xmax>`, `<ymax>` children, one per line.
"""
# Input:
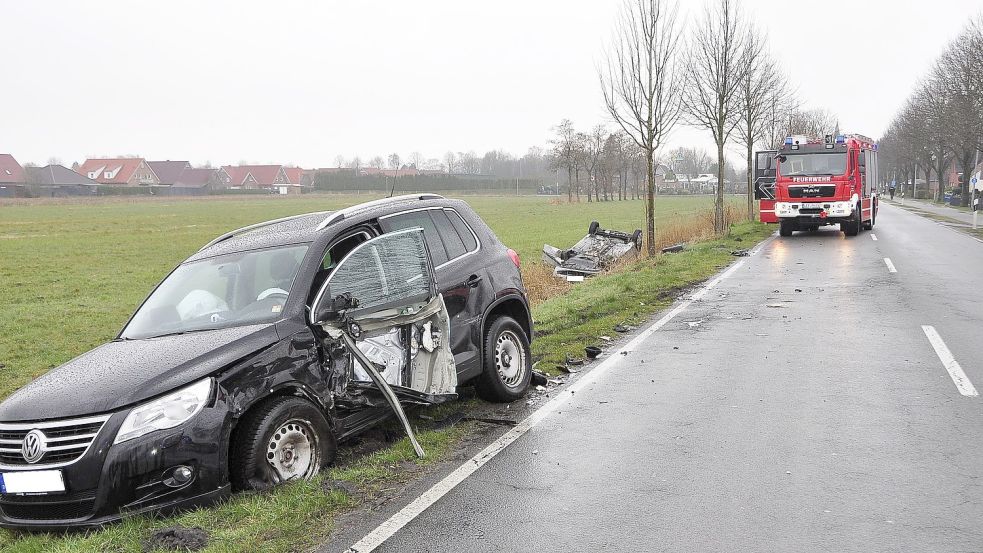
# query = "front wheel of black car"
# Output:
<box><xmin>231</xmin><ymin>396</ymin><xmax>336</xmax><ymax>491</ymax></box>
<box><xmin>476</xmin><ymin>316</ymin><xmax>532</xmax><ymax>403</ymax></box>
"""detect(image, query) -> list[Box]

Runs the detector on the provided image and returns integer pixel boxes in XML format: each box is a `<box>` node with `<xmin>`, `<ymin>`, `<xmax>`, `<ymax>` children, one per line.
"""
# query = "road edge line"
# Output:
<box><xmin>343</xmin><ymin>233</ymin><xmax>776</xmax><ymax>552</ymax></box>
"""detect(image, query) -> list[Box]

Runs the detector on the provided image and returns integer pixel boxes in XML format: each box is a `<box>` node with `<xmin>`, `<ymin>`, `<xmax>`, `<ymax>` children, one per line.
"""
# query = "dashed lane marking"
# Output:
<box><xmin>884</xmin><ymin>258</ymin><xmax>897</xmax><ymax>273</ymax></box>
<box><xmin>922</xmin><ymin>325</ymin><xmax>978</xmax><ymax>397</ymax></box>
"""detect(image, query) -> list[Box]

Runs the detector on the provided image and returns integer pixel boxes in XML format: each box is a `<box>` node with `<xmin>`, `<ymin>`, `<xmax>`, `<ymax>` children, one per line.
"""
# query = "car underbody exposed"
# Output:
<box><xmin>542</xmin><ymin>221</ymin><xmax>642</xmax><ymax>281</ymax></box>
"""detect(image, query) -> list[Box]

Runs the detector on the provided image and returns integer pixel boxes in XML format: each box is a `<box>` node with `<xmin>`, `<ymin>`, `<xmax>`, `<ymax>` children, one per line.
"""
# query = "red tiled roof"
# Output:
<box><xmin>283</xmin><ymin>167</ymin><xmax>305</xmax><ymax>184</ymax></box>
<box><xmin>220</xmin><ymin>166</ymin><xmax>254</xmax><ymax>186</ymax></box>
<box><xmin>76</xmin><ymin>158</ymin><xmax>146</xmax><ymax>184</ymax></box>
<box><xmin>240</xmin><ymin>165</ymin><xmax>284</xmax><ymax>186</ymax></box>
<box><xmin>0</xmin><ymin>154</ymin><xmax>25</xmax><ymax>183</ymax></box>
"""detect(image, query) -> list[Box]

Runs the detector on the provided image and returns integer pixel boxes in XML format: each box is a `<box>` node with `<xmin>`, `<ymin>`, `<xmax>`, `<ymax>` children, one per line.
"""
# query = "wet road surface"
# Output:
<box><xmin>336</xmin><ymin>202</ymin><xmax>983</xmax><ymax>552</ymax></box>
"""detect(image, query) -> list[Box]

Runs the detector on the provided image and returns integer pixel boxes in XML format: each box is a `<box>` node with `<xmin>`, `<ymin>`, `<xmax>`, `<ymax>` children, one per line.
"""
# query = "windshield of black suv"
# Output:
<box><xmin>121</xmin><ymin>245</ymin><xmax>309</xmax><ymax>340</ymax></box>
<box><xmin>779</xmin><ymin>152</ymin><xmax>847</xmax><ymax>177</ymax></box>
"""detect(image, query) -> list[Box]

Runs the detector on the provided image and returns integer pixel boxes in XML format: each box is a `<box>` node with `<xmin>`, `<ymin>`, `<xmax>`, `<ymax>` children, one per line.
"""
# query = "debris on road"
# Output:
<box><xmin>143</xmin><ymin>527</ymin><xmax>209</xmax><ymax>552</ymax></box>
<box><xmin>531</xmin><ymin>369</ymin><xmax>549</xmax><ymax>387</ymax></box>
<box><xmin>566</xmin><ymin>354</ymin><xmax>585</xmax><ymax>366</ymax></box>
<box><xmin>557</xmin><ymin>364</ymin><xmax>580</xmax><ymax>374</ymax></box>
<box><xmin>731</xmin><ymin>249</ymin><xmax>751</xmax><ymax>257</ymax></box>
<box><xmin>661</xmin><ymin>243</ymin><xmax>685</xmax><ymax>253</ymax></box>
<box><xmin>613</xmin><ymin>324</ymin><xmax>633</xmax><ymax>333</ymax></box>
<box><xmin>585</xmin><ymin>346</ymin><xmax>602</xmax><ymax>359</ymax></box>
<box><xmin>542</xmin><ymin>220</ymin><xmax>642</xmax><ymax>281</ymax></box>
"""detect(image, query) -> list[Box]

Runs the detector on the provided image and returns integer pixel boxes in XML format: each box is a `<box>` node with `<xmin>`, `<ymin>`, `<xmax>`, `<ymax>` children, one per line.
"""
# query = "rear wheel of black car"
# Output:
<box><xmin>589</xmin><ymin>221</ymin><xmax>600</xmax><ymax>235</ymax></box>
<box><xmin>230</xmin><ymin>396</ymin><xmax>336</xmax><ymax>491</ymax></box>
<box><xmin>476</xmin><ymin>316</ymin><xmax>532</xmax><ymax>403</ymax></box>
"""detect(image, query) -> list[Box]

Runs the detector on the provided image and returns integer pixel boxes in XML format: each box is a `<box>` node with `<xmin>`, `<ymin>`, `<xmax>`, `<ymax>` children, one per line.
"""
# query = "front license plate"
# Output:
<box><xmin>0</xmin><ymin>470</ymin><xmax>66</xmax><ymax>494</ymax></box>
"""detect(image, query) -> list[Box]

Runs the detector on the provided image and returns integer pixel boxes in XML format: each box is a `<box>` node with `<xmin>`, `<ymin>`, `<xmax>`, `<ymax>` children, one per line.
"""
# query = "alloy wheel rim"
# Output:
<box><xmin>266</xmin><ymin>419</ymin><xmax>319</xmax><ymax>483</ymax></box>
<box><xmin>496</xmin><ymin>330</ymin><xmax>525</xmax><ymax>388</ymax></box>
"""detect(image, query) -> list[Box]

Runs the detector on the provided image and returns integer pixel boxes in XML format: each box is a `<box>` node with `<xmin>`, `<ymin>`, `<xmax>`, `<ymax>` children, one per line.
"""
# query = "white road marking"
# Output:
<box><xmin>871</xmin><ymin>233</ymin><xmax>878</xmax><ymax>241</ymax></box>
<box><xmin>343</xmin><ymin>234</ymin><xmax>777</xmax><ymax>553</ymax></box>
<box><xmin>922</xmin><ymin>325</ymin><xmax>978</xmax><ymax>397</ymax></box>
<box><xmin>884</xmin><ymin>258</ymin><xmax>897</xmax><ymax>273</ymax></box>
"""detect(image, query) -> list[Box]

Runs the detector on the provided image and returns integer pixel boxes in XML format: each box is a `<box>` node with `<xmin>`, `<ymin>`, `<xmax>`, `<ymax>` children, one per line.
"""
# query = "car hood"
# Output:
<box><xmin>0</xmin><ymin>324</ymin><xmax>279</xmax><ymax>421</ymax></box>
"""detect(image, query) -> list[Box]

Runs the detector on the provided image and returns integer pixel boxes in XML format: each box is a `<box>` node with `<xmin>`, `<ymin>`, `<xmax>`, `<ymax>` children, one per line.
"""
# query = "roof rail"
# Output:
<box><xmin>199</xmin><ymin>213</ymin><xmax>318</xmax><ymax>251</ymax></box>
<box><xmin>315</xmin><ymin>193</ymin><xmax>444</xmax><ymax>231</ymax></box>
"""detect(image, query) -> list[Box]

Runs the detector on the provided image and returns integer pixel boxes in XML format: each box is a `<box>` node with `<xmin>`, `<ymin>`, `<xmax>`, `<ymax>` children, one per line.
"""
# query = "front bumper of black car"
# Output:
<box><xmin>0</xmin><ymin>404</ymin><xmax>232</xmax><ymax>530</ymax></box>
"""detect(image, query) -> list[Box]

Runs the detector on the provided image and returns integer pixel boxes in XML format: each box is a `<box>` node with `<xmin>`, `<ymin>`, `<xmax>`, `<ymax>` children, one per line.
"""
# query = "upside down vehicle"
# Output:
<box><xmin>755</xmin><ymin>134</ymin><xmax>879</xmax><ymax>236</ymax></box>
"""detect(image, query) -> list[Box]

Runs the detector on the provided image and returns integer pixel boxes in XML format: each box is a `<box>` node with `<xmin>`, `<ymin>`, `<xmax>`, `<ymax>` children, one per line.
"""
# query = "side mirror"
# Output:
<box><xmin>312</xmin><ymin>289</ymin><xmax>359</xmax><ymax>325</ymax></box>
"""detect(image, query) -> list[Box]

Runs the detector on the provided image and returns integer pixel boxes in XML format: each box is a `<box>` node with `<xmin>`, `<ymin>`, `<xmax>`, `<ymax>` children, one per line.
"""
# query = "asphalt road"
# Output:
<box><xmin>339</xmin><ymin>202</ymin><xmax>983</xmax><ymax>552</ymax></box>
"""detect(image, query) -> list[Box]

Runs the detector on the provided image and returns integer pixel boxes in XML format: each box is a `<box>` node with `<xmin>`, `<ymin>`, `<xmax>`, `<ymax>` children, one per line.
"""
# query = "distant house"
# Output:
<box><xmin>148</xmin><ymin>160</ymin><xmax>192</xmax><ymax>186</ymax></box>
<box><xmin>173</xmin><ymin>167</ymin><xmax>221</xmax><ymax>189</ymax></box>
<box><xmin>0</xmin><ymin>154</ymin><xmax>25</xmax><ymax>184</ymax></box>
<box><xmin>217</xmin><ymin>166</ymin><xmax>259</xmax><ymax>189</ymax></box>
<box><xmin>24</xmin><ymin>165</ymin><xmax>100</xmax><ymax>196</ymax></box>
<box><xmin>220</xmin><ymin>165</ymin><xmax>296</xmax><ymax>194</ymax></box>
<box><xmin>76</xmin><ymin>158</ymin><xmax>158</xmax><ymax>186</ymax></box>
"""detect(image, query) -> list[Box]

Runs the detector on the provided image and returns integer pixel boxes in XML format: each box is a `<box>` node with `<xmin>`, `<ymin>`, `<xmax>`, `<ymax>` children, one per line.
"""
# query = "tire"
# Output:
<box><xmin>588</xmin><ymin>221</ymin><xmax>600</xmax><ymax>235</ymax></box>
<box><xmin>475</xmin><ymin>316</ymin><xmax>532</xmax><ymax>403</ymax></box>
<box><xmin>631</xmin><ymin>229</ymin><xmax>642</xmax><ymax>250</ymax></box>
<box><xmin>779</xmin><ymin>220</ymin><xmax>794</xmax><ymax>237</ymax></box>
<box><xmin>230</xmin><ymin>396</ymin><xmax>335</xmax><ymax>491</ymax></box>
<box><xmin>864</xmin><ymin>202</ymin><xmax>876</xmax><ymax>229</ymax></box>
<box><xmin>843</xmin><ymin>205</ymin><xmax>860</xmax><ymax>236</ymax></box>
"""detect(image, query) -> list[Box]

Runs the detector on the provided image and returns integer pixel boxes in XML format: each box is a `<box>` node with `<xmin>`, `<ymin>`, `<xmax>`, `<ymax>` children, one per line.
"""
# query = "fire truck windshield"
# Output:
<box><xmin>779</xmin><ymin>152</ymin><xmax>847</xmax><ymax>177</ymax></box>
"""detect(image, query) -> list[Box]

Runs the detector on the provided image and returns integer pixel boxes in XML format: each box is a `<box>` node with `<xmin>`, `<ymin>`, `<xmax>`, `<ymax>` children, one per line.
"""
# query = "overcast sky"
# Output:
<box><xmin>1</xmin><ymin>0</ymin><xmax>979</xmax><ymax>168</ymax></box>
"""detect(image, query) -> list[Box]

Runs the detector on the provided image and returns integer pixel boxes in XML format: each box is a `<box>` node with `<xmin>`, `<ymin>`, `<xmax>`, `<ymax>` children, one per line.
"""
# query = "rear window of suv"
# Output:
<box><xmin>380</xmin><ymin>208</ymin><xmax>478</xmax><ymax>267</ymax></box>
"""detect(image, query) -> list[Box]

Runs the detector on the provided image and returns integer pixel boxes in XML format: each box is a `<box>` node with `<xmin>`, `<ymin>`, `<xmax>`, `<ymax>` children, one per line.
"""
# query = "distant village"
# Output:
<box><xmin>0</xmin><ymin>153</ymin><xmax>470</xmax><ymax>198</ymax></box>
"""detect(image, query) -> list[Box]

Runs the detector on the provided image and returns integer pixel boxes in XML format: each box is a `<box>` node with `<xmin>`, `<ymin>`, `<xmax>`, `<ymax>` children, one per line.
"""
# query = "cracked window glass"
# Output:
<box><xmin>327</xmin><ymin>229</ymin><xmax>432</xmax><ymax>315</ymax></box>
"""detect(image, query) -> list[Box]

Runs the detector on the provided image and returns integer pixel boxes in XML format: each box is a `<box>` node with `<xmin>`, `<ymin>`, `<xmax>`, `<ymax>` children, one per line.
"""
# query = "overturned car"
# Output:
<box><xmin>543</xmin><ymin>221</ymin><xmax>642</xmax><ymax>281</ymax></box>
<box><xmin>0</xmin><ymin>194</ymin><xmax>533</xmax><ymax>530</ymax></box>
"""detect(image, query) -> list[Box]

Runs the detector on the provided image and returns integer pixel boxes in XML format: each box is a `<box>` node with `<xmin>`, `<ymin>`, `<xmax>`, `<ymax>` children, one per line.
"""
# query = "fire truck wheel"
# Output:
<box><xmin>779</xmin><ymin>220</ymin><xmax>794</xmax><ymax>237</ymax></box>
<box><xmin>843</xmin><ymin>205</ymin><xmax>861</xmax><ymax>236</ymax></box>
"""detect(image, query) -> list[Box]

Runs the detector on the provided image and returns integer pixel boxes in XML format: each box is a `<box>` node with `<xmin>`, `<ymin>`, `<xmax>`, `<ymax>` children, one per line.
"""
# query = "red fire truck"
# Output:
<box><xmin>770</xmin><ymin>134</ymin><xmax>879</xmax><ymax>237</ymax></box>
<box><xmin>753</xmin><ymin>149</ymin><xmax>778</xmax><ymax>223</ymax></box>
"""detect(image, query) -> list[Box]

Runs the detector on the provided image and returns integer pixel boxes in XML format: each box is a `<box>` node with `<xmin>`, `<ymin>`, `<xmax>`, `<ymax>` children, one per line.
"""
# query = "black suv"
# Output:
<box><xmin>0</xmin><ymin>194</ymin><xmax>533</xmax><ymax>530</ymax></box>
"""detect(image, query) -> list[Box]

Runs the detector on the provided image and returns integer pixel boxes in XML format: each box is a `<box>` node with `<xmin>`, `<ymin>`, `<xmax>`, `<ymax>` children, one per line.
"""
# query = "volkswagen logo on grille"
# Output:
<box><xmin>21</xmin><ymin>429</ymin><xmax>47</xmax><ymax>464</ymax></box>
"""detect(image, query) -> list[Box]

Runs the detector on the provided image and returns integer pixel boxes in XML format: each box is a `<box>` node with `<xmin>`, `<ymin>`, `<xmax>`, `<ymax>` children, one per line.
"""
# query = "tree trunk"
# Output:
<box><xmin>959</xmin><ymin>151</ymin><xmax>973</xmax><ymax>207</ymax></box>
<box><xmin>715</xmin><ymin>141</ymin><xmax>726</xmax><ymax>234</ymax></box>
<box><xmin>567</xmin><ymin>166</ymin><xmax>573</xmax><ymax>202</ymax></box>
<box><xmin>646</xmin><ymin>150</ymin><xmax>656</xmax><ymax>256</ymax></box>
<box><xmin>936</xmin><ymin>160</ymin><xmax>947</xmax><ymax>203</ymax></box>
<box><xmin>746</xmin><ymin>143</ymin><xmax>754</xmax><ymax>222</ymax></box>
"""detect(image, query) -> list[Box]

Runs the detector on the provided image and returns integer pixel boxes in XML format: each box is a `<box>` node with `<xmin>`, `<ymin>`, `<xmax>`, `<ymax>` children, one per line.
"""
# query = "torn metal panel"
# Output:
<box><xmin>543</xmin><ymin>222</ymin><xmax>642</xmax><ymax>280</ymax></box>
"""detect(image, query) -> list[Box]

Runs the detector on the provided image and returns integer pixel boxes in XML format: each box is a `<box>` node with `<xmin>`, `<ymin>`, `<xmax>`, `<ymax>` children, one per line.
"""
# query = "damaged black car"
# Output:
<box><xmin>0</xmin><ymin>194</ymin><xmax>533</xmax><ymax>530</ymax></box>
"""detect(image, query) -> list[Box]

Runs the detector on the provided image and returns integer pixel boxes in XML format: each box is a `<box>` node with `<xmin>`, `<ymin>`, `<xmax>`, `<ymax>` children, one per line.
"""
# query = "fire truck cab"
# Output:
<box><xmin>753</xmin><ymin>149</ymin><xmax>778</xmax><ymax>223</ymax></box>
<box><xmin>773</xmin><ymin>134</ymin><xmax>879</xmax><ymax>237</ymax></box>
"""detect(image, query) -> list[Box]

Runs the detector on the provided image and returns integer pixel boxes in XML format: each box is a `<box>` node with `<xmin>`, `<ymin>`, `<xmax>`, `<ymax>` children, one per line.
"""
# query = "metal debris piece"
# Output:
<box><xmin>731</xmin><ymin>249</ymin><xmax>751</xmax><ymax>257</ymax></box>
<box><xmin>585</xmin><ymin>346</ymin><xmax>602</xmax><ymax>359</ymax></box>
<box><xmin>542</xmin><ymin>221</ymin><xmax>643</xmax><ymax>280</ymax></box>
<box><xmin>661</xmin><ymin>244</ymin><xmax>685</xmax><ymax>253</ymax></box>
<box><xmin>531</xmin><ymin>370</ymin><xmax>549</xmax><ymax>386</ymax></box>
<box><xmin>613</xmin><ymin>324</ymin><xmax>633</xmax><ymax>333</ymax></box>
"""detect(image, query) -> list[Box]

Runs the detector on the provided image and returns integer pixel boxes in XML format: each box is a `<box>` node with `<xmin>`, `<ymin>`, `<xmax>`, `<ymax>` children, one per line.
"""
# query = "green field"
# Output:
<box><xmin>0</xmin><ymin>193</ymin><xmax>762</xmax><ymax>552</ymax></box>
<box><xmin>0</xmin><ymin>193</ymin><xmax>741</xmax><ymax>401</ymax></box>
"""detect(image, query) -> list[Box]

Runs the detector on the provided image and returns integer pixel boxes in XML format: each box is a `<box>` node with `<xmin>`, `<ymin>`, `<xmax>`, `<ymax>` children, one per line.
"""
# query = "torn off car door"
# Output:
<box><xmin>310</xmin><ymin>228</ymin><xmax>457</xmax><ymax>457</ymax></box>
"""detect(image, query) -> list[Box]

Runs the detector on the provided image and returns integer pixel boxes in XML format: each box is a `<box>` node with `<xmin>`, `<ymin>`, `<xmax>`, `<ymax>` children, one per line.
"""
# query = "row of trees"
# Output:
<box><xmin>599</xmin><ymin>0</ymin><xmax>839</xmax><ymax>254</ymax></box>
<box><xmin>328</xmin><ymin>149</ymin><xmax>553</xmax><ymax>180</ymax></box>
<box><xmin>879</xmin><ymin>16</ymin><xmax>983</xmax><ymax>205</ymax></box>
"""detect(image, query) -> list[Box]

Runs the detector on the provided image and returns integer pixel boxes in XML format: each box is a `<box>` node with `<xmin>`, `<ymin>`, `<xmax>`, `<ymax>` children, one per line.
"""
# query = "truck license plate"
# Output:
<box><xmin>0</xmin><ymin>470</ymin><xmax>66</xmax><ymax>494</ymax></box>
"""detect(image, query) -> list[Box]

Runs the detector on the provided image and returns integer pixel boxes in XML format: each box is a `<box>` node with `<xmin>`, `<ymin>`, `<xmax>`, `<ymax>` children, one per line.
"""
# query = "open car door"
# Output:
<box><xmin>310</xmin><ymin>228</ymin><xmax>457</xmax><ymax>457</ymax></box>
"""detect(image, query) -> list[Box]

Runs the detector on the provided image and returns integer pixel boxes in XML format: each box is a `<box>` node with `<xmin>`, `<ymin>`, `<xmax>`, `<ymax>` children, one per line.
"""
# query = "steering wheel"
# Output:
<box><xmin>257</xmin><ymin>288</ymin><xmax>289</xmax><ymax>301</ymax></box>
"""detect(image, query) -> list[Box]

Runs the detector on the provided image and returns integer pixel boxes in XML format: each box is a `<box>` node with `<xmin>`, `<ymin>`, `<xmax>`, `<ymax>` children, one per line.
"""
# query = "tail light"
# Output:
<box><xmin>507</xmin><ymin>248</ymin><xmax>521</xmax><ymax>268</ymax></box>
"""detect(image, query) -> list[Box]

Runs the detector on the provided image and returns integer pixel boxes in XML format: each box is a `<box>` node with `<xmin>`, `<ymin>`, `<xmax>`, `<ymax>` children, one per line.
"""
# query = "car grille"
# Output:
<box><xmin>0</xmin><ymin>415</ymin><xmax>110</xmax><ymax>469</ymax></box>
<box><xmin>0</xmin><ymin>489</ymin><xmax>97</xmax><ymax>521</ymax></box>
<box><xmin>788</xmin><ymin>185</ymin><xmax>836</xmax><ymax>198</ymax></box>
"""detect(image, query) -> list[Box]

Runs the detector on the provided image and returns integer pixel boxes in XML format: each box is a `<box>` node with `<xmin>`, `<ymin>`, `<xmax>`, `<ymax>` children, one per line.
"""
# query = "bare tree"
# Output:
<box><xmin>734</xmin><ymin>27</ymin><xmax>789</xmax><ymax>221</ymax></box>
<box><xmin>368</xmin><ymin>156</ymin><xmax>385</xmax><ymax>169</ymax></box>
<box><xmin>549</xmin><ymin>119</ymin><xmax>580</xmax><ymax>202</ymax></box>
<box><xmin>443</xmin><ymin>151</ymin><xmax>457</xmax><ymax>174</ymax></box>
<box><xmin>601</xmin><ymin>0</ymin><xmax>684</xmax><ymax>255</ymax></box>
<box><xmin>784</xmin><ymin>108</ymin><xmax>838</xmax><ymax>138</ymax></box>
<box><xmin>408</xmin><ymin>151</ymin><xmax>425</xmax><ymax>169</ymax></box>
<box><xmin>683</xmin><ymin>0</ymin><xmax>751</xmax><ymax>234</ymax></box>
<box><xmin>387</xmin><ymin>153</ymin><xmax>401</xmax><ymax>171</ymax></box>
<box><xmin>333</xmin><ymin>155</ymin><xmax>346</xmax><ymax>168</ymax></box>
<box><xmin>939</xmin><ymin>17</ymin><xmax>983</xmax><ymax>206</ymax></box>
